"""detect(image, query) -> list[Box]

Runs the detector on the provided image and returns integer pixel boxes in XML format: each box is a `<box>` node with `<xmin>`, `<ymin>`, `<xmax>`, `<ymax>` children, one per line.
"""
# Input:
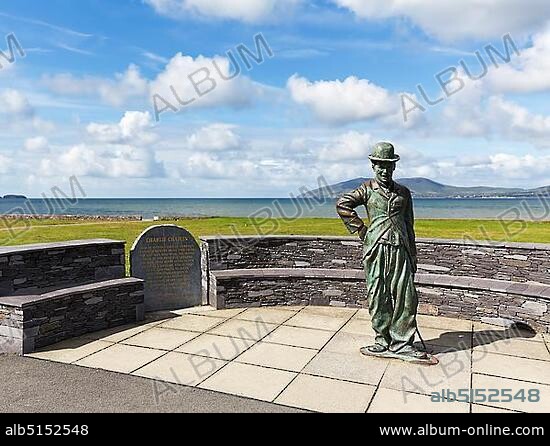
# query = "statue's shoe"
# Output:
<box><xmin>360</xmin><ymin>344</ymin><xmax>387</xmax><ymax>356</ymax></box>
<box><xmin>389</xmin><ymin>348</ymin><xmax>439</xmax><ymax>365</ymax></box>
<box><xmin>360</xmin><ymin>345</ymin><xmax>439</xmax><ymax>365</ymax></box>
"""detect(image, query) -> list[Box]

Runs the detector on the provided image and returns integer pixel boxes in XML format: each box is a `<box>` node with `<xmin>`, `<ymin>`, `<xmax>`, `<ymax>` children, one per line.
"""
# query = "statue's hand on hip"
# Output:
<box><xmin>358</xmin><ymin>225</ymin><xmax>368</xmax><ymax>241</ymax></box>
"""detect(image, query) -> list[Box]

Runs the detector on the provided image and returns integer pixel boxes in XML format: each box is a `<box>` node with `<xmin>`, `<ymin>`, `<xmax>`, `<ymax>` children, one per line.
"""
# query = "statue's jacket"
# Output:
<box><xmin>336</xmin><ymin>179</ymin><xmax>417</xmax><ymax>267</ymax></box>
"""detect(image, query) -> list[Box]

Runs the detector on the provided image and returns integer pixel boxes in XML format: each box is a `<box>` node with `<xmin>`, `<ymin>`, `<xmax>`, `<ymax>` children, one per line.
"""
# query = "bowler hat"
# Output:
<box><xmin>368</xmin><ymin>142</ymin><xmax>400</xmax><ymax>162</ymax></box>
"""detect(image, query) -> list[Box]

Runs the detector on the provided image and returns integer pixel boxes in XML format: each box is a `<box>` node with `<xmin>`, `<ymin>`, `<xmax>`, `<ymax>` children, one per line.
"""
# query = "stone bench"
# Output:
<box><xmin>208</xmin><ymin>268</ymin><xmax>550</xmax><ymax>333</ymax></box>
<box><xmin>0</xmin><ymin>278</ymin><xmax>144</xmax><ymax>354</ymax></box>
<box><xmin>0</xmin><ymin>239</ymin><xmax>145</xmax><ymax>355</ymax></box>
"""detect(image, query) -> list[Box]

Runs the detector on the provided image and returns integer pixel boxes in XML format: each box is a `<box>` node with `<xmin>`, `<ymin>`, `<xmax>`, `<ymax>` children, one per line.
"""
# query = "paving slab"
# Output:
<box><xmin>121</xmin><ymin>328</ymin><xmax>200</xmax><ymax>351</ymax></box>
<box><xmin>208</xmin><ymin>319</ymin><xmax>278</xmax><ymax>341</ymax></box>
<box><xmin>303</xmin><ymin>350</ymin><xmax>388</xmax><ymax>386</ymax></box>
<box><xmin>27</xmin><ymin>339</ymin><xmax>112</xmax><ymax>364</ymax></box>
<box><xmin>275</xmin><ymin>374</ymin><xmax>376</xmax><ymax>413</ymax></box>
<box><xmin>199</xmin><ymin>362</ymin><xmax>297</xmax><ymax>402</ymax></box>
<box><xmin>300</xmin><ymin>306</ymin><xmax>357</xmax><ymax>318</ymax></box>
<box><xmin>417</xmin><ymin>326</ymin><xmax>472</xmax><ymax>350</ymax></box>
<box><xmin>174</xmin><ymin>307</ymin><xmax>245</xmax><ymax>317</ymax></box>
<box><xmin>472</xmin><ymin>351</ymin><xmax>550</xmax><ymax>385</ymax></box>
<box><xmin>235</xmin><ymin>307</ymin><xmax>296</xmax><ymax>324</ymax></box>
<box><xmin>471</xmin><ymin>373</ymin><xmax>550</xmax><ymax>413</ymax></box>
<box><xmin>80</xmin><ymin>321</ymin><xmax>161</xmax><ymax>343</ymax></box>
<box><xmin>473</xmin><ymin>337</ymin><xmax>550</xmax><ymax>361</ymax></box>
<box><xmin>416</xmin><ymin>314</ymin><xmax>473</xmax><ymax>331</ymax></box>
<box><xmin>321</xmin><ymin>331</ymin><xmax>375</xmax><ymax>356</ymax></box>
<box><xmin>132</xmin><ymin>351</ymin><xmax>227</xmax><ymax>386</ymax></box>
<box><xmin>350</xmin><ymin>309</ymin><xmax>371</xmax><ymax>320</ymax></box>
<box><xmin>158</xmin><ymin>314</ymin><xmax>227</xmax><ymax>332</ymax></box>
<box><xmin>367</xmin><ymin>387</ymin><xmax>469</xmax><ymax>413</ymax></box>
<box><xmin>235</xmin><ymin>341</ymin><xmax>318</xmax><ymax>372</ymax></box>
<box><xmin>176</xmin><ymin>333</ymin><xmax>256</xmax><ymax>360</ymax></box>
<box><xmin>340</xmin><ymin>317</ymin><xmax>376</xmax><ymax>336</ymax></box>
<box><xmin>473</xmin><ymin>322</ymin><xmax>545</xmax><ymax>342</ymax></box>
<box><xmin>273</xmin><ymin>305</ymin><xmax>305</xmax><ymax>312</ymax></box>
<box><xmin>283</xmin><ymin>312</ymin><xmax>350</xmax><ymax>331</ymax></box>
<box><xmin>379</xmin><ymin>350</ymin><xmax>471</xmax><ymax>396</ymax></box>
<box><xmin>262</xmin><ymin>325</ymin><xmax>335</xmax><ymax>350</ymax></box>
<box><xmin>75</xmin><ymin>344</ymin><xmax>165</xmax><ymax>373</ymax></box>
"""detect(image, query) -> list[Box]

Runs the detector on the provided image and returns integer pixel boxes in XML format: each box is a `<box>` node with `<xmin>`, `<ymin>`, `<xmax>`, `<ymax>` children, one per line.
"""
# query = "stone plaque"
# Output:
<box><xmin>130</xmin><ymin>225</ymin><xmax>201</xmax><ymax>311</ymax></box>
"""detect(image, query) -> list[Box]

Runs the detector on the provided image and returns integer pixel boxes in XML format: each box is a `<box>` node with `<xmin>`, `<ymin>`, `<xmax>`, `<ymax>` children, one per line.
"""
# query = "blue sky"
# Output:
<box><xmin>1</xmin><ymin>0</ymin><xmax>550</xmax><ymax>197</ymax></box>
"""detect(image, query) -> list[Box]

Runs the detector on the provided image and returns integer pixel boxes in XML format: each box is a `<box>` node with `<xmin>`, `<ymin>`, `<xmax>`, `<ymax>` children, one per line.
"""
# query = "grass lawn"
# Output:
<box><xmin>1</xmin><ymin>216</ymin><xmax>548</xmax><ymax>250</ymax></box>
<box><xmin>1</xmin><ymin>216</ymin><xmax>547</xmax><ymax>274</ymax></box>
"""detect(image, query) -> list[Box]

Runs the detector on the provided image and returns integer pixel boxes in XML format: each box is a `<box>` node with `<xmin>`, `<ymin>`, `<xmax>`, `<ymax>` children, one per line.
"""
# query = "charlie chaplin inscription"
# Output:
<box><xmin>130</xmin><ymin>225</ymin><xmax>201</xmax><ymax>311</ymax></box>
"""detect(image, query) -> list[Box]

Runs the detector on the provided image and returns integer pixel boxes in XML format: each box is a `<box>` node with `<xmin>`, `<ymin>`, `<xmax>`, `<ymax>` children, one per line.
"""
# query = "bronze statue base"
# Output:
<box><xmin>360</xmin><ymin>347</ymin><xmax>439</xmax><ymax>366</ymax></box>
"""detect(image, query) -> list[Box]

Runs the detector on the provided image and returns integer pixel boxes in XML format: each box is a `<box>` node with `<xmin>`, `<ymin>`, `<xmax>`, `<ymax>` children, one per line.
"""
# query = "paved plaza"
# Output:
<box><xmin>25</xmin><ymin>305</ymin><xmax>550</xmax><ymax>413</ymax></box>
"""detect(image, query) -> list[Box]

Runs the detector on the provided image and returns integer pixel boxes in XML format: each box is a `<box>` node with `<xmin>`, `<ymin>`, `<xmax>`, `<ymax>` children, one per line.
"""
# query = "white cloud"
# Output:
<box><xmin>43</xmin><ymin>52</ymin><xmax>264</xmax><ymax>115</ymax></box>
<box><xmin>181</xmin><ymin>152</ymin><xmax>256</xmax><ymax>179</ymax></box>
<box><xmin>186</xmin><ymin>123</ymin><xmax>242</xmax><ymax>151</ymax></box>
<box><xmin>0</xmin><ymin>154</ymin><xmax>13</xmax><ymax>174</ymax></box>
<box><xmin>24</xmin><ymin>136</ymin><xmax>49</xmax><ymax>152</ymax></box>
<box><xmin>43</xmin><ymin>64</ymin><xmax>148</xmax><ymax>107</ymax></box>
<box><xmin>486</xmin><ymin>96</ymin><xmax>550</xmax><ymax>144</ymax></box>
<box><xmin>1</xmin><ymin>89</ymin><xmax>33</xmax><ymax>117</ymax></box>
<box><xmin>318</xmin><ymin>131</ymin><xmax>374</xmax><ymax>161</ymax></box>
<box><xmin>486</xmin><ymin>153</ymin><xmax>550</xmax><ymax>179</ymax></box>
<box><xmin>287</xmin><ymin>74</ymin><xmax>397</xmax><ymax>125</ymax></box>
<box><xmin>439</xmin><ymin>71</ymin><xmax>489</xmax><ymax>137</ymax></box>
<box><xmin>486</xmin><ymin>25</ymin><xmax>550</xmax><ymax>93</ymax></box>
<box><xmin>40</xmin><ymin>143</ymin><xmax>165</xmax><ymax>178</ymax></box>
<box><xmin>86</xmin><ymin>111</ymin><xmax>157</xmax><ymax>145</ymax></box>
<box><xmin>427</xmin><ymin>66</ymin><xmax>550</xmax><ymax>145</ymax></box>
<box><xmin>332</xmin><ymin>0</ymin><xmax>550</xmax><ymax>40</ymax></box>
<box><xmin>142</xmin><ymin>51</ymin><xmax>169</xmax><ymax>65</ymax></box>
<box><xmin>431</xmin><ymin>60</ymin><xmax>550</xmax><ymax>144</ymax></box>
<box><xmin>39</xmin><ymin>111</ymin><xmax>165</xmax><ymax>179</ymax></box>
<box><xmin>106</xmin><ymin>65</ymin><xmax>149</xmax><ymax>106</ymax></box>
<box><xmin>175</xmin><ymin>128</ymin><xmax>550</xmax><ymax>187</ymax></box>
<box><xmin>42</xmin><ymin>73</ymin><xmax>98</xmax><ymax>95</ymax></box>
<box><xmin>150</xmin><ymin>52</ymin><xmax>262</xmax><ymax>116</ymax></box>
<box><xmin>444</xmin><ymin>151</ymin><xmax>550</xmax><ymax>184</ymax></box>
<box><xmin>284</xmin><ymin>133</ymin><xmax>435</xmax><ymax>183</ymax></box>
<box><xmin>42</xmin><ymin>45</ymin><xmax>269</xmax><ymax>118</ymax></box>
<box><xmin>0</xmin><ymin>89</ymin><xmax>55</xmax><ymax>132</ymax></box>
<box><xmin>144</xmin><ymin>0</ymin><xmax>300</xmax><ymax>23</ymax></box>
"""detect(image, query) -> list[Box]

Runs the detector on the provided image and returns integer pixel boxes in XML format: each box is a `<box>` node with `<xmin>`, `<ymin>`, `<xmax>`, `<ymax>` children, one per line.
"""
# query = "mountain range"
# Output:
<box><xmin>300</xmin><ymin>177</ymin><xmax>550</xmax><ymax>199</ymax></box>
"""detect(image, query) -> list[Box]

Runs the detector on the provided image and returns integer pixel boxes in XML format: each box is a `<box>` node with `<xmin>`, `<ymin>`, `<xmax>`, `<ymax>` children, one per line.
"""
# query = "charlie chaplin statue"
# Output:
<box><xmin>336</xmin><ymin>142</ymin><xmax>437</xmax><ymax>365</ymax></box>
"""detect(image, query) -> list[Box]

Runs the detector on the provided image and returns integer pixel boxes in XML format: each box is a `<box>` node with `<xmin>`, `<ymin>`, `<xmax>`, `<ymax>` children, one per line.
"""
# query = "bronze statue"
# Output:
<box><xmin>336</xmin><ymin>142</ymin><xmax>437</xmax><ymax>365</ymax></box>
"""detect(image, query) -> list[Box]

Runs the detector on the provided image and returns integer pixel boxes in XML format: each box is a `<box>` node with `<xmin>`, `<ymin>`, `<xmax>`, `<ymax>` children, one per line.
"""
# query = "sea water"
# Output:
<box><xmin>0</xmin><ymin>197</ymin><xmax>549</xmax><ymax>220</ymax></box>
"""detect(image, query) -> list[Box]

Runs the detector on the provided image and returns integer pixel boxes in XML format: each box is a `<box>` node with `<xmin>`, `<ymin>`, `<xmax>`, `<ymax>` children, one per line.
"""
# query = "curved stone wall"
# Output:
<box><xmin>200</xmin><ymin>235</ymin><xmax>550</xmax><ymax>284</ymax></box>
<box><xmin>200</xmin><ymin>235</ymin><xmax>550</xmax><ymax>333</ymax></box>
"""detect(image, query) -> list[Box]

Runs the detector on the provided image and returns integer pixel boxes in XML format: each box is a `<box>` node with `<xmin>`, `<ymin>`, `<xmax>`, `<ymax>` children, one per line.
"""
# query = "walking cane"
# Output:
<box><xmin>416</xmin><ymin>327</ymin><xmax>428</xmax><ymax>352</ymax></box>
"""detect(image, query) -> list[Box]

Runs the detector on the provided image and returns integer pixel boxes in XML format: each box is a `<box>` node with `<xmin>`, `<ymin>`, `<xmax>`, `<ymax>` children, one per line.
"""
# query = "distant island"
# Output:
<box><xmin>1</xmin><ymin>195</ymin><xmax>27</xmax><ymax>200</ymax></box>
<box><xmin>299</xmin><ymin>177</ymin><xmax>550</xmax><ymax>199</ymax></box>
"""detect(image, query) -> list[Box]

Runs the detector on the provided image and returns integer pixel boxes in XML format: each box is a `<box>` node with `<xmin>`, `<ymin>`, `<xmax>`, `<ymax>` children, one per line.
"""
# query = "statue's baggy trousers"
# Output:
<box><xmin>337</xmin><ymin>179</ymin><xmax>419</xmax><ymax>353</ymax></box>
<box><xmin>364</xmin><ymin>243</ymin><xmax>418</xmax><ymax>352</ymax></box>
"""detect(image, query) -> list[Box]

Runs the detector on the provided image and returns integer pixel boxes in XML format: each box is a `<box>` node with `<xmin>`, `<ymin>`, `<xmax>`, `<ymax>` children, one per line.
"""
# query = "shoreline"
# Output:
<box><xmin>0</xmin><ymin>214</ymin><xmax>549</xmax><ymax>222</ymax></box>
